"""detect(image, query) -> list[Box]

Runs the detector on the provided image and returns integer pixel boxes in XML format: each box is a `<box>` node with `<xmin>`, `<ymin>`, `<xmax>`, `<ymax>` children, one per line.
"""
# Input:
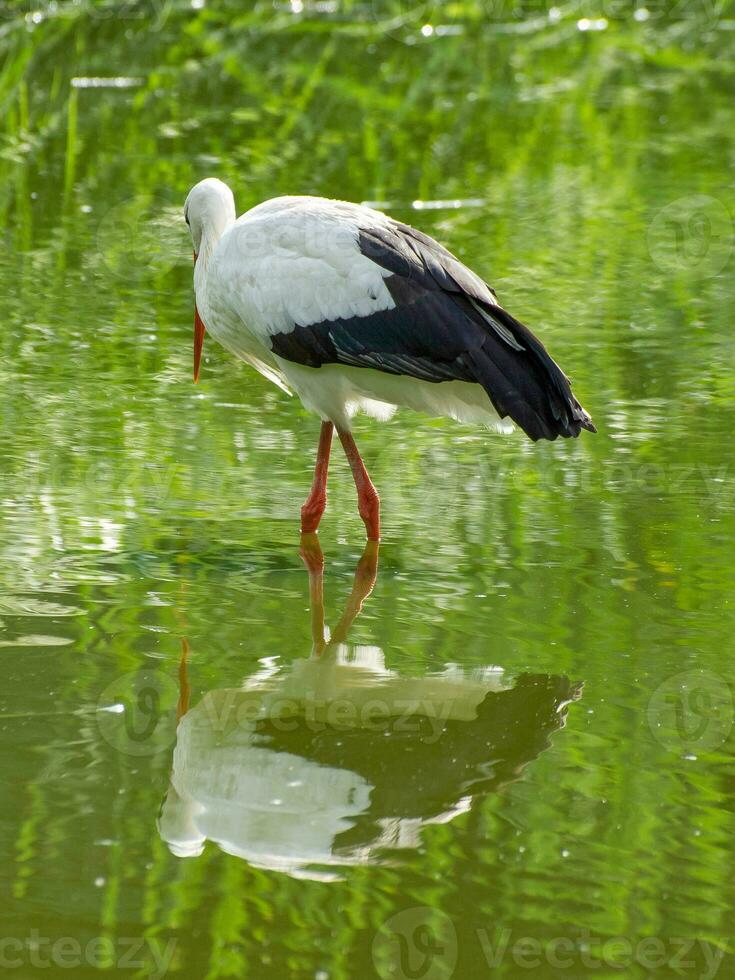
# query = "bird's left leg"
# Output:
<box><xmin>299</xmin><ymin>532</ymin><xmax>326</xmax><ymax>655</ymax></box>
<box><xmin>337</xmin><ymin>429</ymin><xmax>380</xmax><ymax>541</ymax></box>
<box><xmin>177</xmin><ymin>638</ymin><xmax>191</xmax><ymax>722</ymax></box>
<box><xmin>301</xmin><ymin>421</ymin><xmax>334</xmax><ymax>534</ymax></box>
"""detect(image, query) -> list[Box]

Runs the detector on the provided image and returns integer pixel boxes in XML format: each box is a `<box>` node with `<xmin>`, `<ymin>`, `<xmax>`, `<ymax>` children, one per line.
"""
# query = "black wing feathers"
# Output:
<box><xmin>269</xmin><ymin>218</ymin><xmax>595</xmax><ymax>441</ymax></box>
<box><xmin>273</xmin><ymin>284</ymin><xmax>478</xmax><ymax>384</ymax></box>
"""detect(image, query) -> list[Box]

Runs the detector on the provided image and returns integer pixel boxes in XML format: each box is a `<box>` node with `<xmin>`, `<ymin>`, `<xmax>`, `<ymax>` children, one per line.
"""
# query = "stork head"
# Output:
<box><xmin>184</xmin><ymin>177</ymin><xmax>236</xmax><ymax>258</ymax></box>
<box><xmin>184</xmin><ymin>178</ymin><xmax>236</xmax><ymax>383</ymax></box>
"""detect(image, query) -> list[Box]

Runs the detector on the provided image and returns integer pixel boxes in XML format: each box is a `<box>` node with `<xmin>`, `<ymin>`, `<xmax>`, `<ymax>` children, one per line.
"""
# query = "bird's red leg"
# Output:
<box><xmin>177</xmin><ymin>638</ymin><xmax>191</xmax><ymax>723</ymax></box>
<box><xmin>299</xmin><ymin>533</ymin><xmax>326</xmax><ymax>655</ymax></box>
<box><xmin>337</xmin><ymin>429</ymin><xmax>380</xmax><ymax>541</ymax></box>
<box><xmin>300</xmin><ymin>421</ymin><xmax>334</xmax><ymax>534</ymax></box>
<box><xmin>330</xmin><ymin>540</ymin><xmax>379</xmax><ymax>644</ymax></box>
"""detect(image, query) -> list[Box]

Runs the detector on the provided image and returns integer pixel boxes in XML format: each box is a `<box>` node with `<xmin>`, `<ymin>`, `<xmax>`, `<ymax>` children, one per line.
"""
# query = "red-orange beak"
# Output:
<box><xmin>192</xmin><ymin>250</ymin><xmax>205</xmax><ymax>385</ymax></box>
<box><xmin>194</xmin><ymin>306</ymin><xmax>205</xmax><ymax>384</ymax></box>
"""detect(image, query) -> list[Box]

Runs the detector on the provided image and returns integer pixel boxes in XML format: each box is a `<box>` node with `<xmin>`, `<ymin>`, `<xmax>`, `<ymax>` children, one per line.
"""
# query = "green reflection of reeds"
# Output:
<box><xmin>1</xmin><ymin>1</ymin><xmax>734</xmax><ymax>978</ymax></box>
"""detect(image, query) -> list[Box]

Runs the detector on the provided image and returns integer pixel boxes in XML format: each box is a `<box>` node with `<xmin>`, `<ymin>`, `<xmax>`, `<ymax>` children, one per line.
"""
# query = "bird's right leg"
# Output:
<box><xmin>330</xmin><ymin>540</ymin><xmax>379</xmax><ymax>644</ymax></box>
<box><xmin>337</xmin><ymin>429</ymin><xmax>381</xmax><ymax>541</ymax></box>
<box><xmin>300</xmin><ymin>421</ymin><xmax>334</xmax><ymax>534</ymax></box>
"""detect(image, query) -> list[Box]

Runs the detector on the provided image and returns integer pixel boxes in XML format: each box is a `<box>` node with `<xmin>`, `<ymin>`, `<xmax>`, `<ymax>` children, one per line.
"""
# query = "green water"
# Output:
<box><xmin>2</xmin><ymin>2</ymin><xmax>735</xmax><ymax>977</ymax></box>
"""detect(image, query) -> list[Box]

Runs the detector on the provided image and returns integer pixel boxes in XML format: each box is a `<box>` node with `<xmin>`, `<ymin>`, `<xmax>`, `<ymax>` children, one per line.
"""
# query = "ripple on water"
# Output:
<box><xmin>0</xmin><ymin>634</ymin><xmax>73</xmax><ymax>648</ymax></box>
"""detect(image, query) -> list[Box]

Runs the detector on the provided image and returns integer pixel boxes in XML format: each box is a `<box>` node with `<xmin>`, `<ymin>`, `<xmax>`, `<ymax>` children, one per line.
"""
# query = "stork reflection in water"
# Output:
<box><xmin>159</xmin><ymin>536</ymin><xmax>582</xmax><ymax>878</ymax></box>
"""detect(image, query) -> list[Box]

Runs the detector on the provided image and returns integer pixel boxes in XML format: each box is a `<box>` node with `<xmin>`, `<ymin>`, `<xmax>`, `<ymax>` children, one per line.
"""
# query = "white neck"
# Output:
<box><xmin>194</xmin><ymin>214</ymin><xmax>233</xmax><ymax>292</ymax></box>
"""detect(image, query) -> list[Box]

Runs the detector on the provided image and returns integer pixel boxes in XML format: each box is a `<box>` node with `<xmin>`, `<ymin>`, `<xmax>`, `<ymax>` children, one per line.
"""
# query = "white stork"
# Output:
<box><xmin>184</xmin><ymin>177</ymin><xmax>595</xmax><ymax>540</ymax></box>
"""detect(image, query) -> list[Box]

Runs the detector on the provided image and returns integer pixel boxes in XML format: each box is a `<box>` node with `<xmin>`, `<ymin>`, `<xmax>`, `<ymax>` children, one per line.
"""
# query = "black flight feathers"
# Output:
<box><xmin>269</xmin><ymin>218</ymin><xmax>596</xmax><ymax>441</ymax></box>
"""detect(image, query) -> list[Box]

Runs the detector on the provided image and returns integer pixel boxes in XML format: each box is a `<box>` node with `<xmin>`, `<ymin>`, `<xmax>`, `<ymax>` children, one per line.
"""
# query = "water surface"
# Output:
<box><xmin>1</xmin><ymin>3</ymin><xmax>734</xmax><ymax>978</ymax></box>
